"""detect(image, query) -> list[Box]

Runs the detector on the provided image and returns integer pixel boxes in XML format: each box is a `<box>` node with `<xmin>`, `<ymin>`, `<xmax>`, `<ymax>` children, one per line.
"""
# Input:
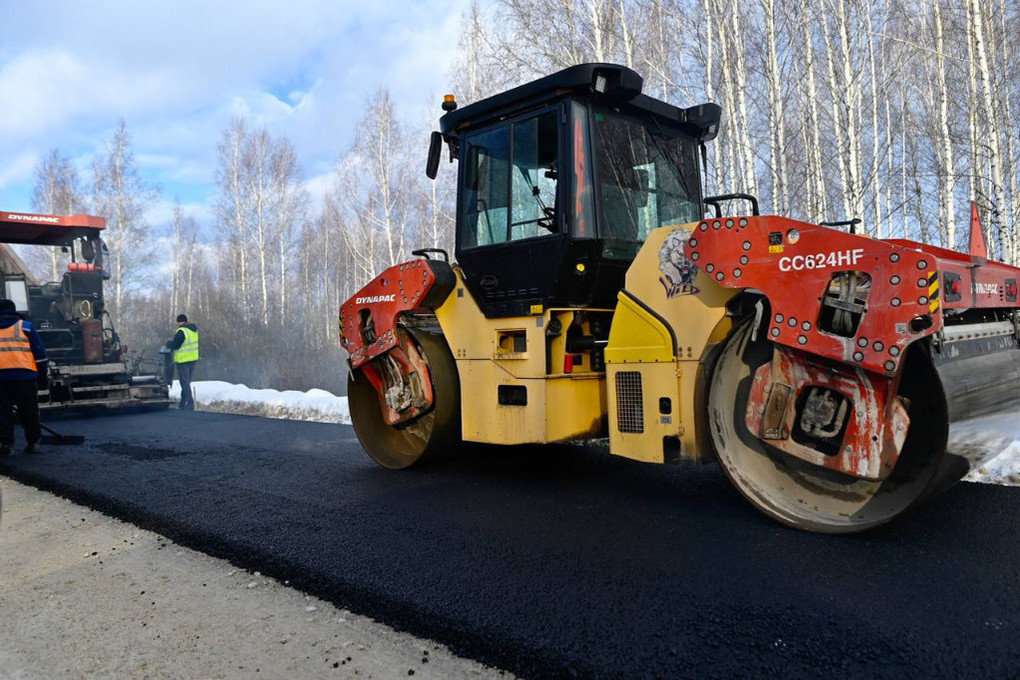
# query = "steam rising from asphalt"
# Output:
<box><xmin>950</xmin><ymin>410</ymin><xmax>1020</xmax><ymax>486</ymax></box>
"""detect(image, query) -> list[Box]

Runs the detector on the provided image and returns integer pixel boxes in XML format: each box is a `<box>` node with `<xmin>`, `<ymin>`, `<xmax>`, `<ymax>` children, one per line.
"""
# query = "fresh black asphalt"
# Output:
<box><xmin>2</xmin><ymin>409</ymin><xmax>1018</xmax><ymax>679</ymax></box>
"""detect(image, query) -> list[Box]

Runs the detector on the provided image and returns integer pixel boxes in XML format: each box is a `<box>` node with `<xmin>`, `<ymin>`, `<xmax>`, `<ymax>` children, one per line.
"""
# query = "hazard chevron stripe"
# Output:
<box><xmin>928</xmin><ymin>271</ymin><xmax>940</xmax><ymax>313</ymax></box>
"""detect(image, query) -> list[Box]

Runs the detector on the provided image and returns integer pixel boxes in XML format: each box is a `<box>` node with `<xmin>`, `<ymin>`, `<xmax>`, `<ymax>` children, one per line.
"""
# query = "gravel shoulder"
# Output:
<box><xmin>0</xmin><ymin>477</ymin><xmax>506</xmax><ymax>680</ymax></box>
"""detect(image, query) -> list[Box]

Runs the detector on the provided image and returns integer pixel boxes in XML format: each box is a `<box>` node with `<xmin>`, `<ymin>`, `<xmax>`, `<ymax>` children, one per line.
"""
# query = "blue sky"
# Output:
<box><xmin>0</xmin><ymin>0</ymin><xmax>471</xmax><ymax>233</ymax></box>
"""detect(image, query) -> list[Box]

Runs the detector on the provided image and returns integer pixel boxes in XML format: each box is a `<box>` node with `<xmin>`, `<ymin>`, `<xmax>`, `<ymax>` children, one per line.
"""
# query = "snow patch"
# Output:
<box><xmin>170</xmin><ymin>380</ymin><xmax>350</xmax><ymax>424</ymax></box>
<box><xmin>953</xmin><ymin>411</ymin><xmax>1020</xmax><ymax>487</ymax></box>
<box><xmin>963</xmin><ymin>441</ymin><xmax>1020</xmax><ymax>486</ymax></box>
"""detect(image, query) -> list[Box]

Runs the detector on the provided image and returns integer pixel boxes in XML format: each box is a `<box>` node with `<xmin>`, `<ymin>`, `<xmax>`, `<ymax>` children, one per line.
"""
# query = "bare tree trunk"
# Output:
<box><xmin>866</xmin><ymin>6</ymin><xmax>883</xmax><ymax>238</ymax></box>
<box><xmin>279</xmin><ymin>226</ymin><xmax>287</xmax><ymax>320</ymax></box>
<box><xmin>933</xmin><ymin>0</ymin><xmax>956</xmax><ymax>249</ymax></box>
<box><xmin>838</xmin><ymin>0</ymin><xmax>863</xmax><ymax>224</ymax></box>
<box><xmin>884</xmin><ymin>91</ymin><xmax>894</xmax><ymax>238</ymax></box>
<box><xmin>969</xmin><ymin>0</ymin><xmax>1009</xmax><ymax>261</ymax></box>
<box><xmin>185</xmin><ymin>240</ymin><xmax>195</xmax><ymax>311</ymax></box>
<box><xmin>113</xmin><ymin>136</ymin><xmax>125</xmax><ymax>313</ymax></box>
<box><xmin>617</xmin><ymin>0</ymin><xmax>633</xmax><ymax>68</ymax></box>
<box><xmin>991</xmin><ymin>0</ymin><xmax>1018</xmax><ymax>263</ymax></box>
<box><xmin>801</xmin><ymin>0</ymin><xmax>827</xmax><ymax>221</ymax></box>
<box><xmin>716</xmin><ymin>1</ymin><xmax>739</xmax><ymax>193</ymax></box>
<box><xmin>762</xmin><ymin>0</ymin><xmax>788</xmax><ymax>216</ymax></box>
<box><xmin>901</xmin><ymin>118</ymin><xmax>908</xmax><ymax>239</ymax></box>
<box><xmin>171</xmin><ymin>202</ymin><xmax>182</xmax><ymax>314</ymax></box>
<box><xmin>821</xmin><ymin>0</ymin><xmax>863</xmax><ymax>224</ymax></box>
<box><xmin>822</xmin><ymin>6</ymin><xmax>849</xmax><ymax>220</ymax></box>
<box><xmin>702</xmin><ymin>0</ymin><xmax>726</xmax><ymax>192</ymax></box>
<box><xmin>228</xmin><ymin>121</ymin><xmax>250</xmax><ymax>307</ymax></box>
<box><xmin>585</xmin><ymin>0</ymin><xmax>608</xmax><ymax>62</ymax></box>
<box><xmin>966</xmin><ymin>6</ymin><xmax>980</xmax><ymax>214</ymax></box>
<box><xmin>249</xmin><ymin>132</ymin><xmax>270</xmax><ymax>326</ymax></box>
<box><xmin>914</xmin><ymin>163</ymin><xmax>929</xmax><ymax>245</ymax></box>
<box><xmin>1001</xmin><ymin>3</ymin><xmax>1020</xmax><ymax>261</ymax></box>
<box><xmin>729</xmin><ymin>3</ymin><xmax>757</xmax><ymax>198</ymax></box>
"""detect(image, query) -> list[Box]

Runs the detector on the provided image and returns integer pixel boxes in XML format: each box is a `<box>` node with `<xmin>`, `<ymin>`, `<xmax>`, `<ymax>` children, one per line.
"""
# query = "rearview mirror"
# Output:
<box><xmin>426</xmin><ymin>131</ymin><xmax>443</xmax><ymax>179</ymax></box>
<box><xmin>464</xmin><ymin>145</ymin><xmax>481</xmax><ymax>190</ymax></box>
<box><xmin>683</xmin><ymin>103</ymin><xmax>722</xmax><ymax>142</ymax></box>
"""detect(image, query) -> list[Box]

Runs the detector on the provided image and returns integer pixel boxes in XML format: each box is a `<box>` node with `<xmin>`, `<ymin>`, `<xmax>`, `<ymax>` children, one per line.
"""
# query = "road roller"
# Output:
<box><xmin>339</xmin><ymin>63</ymin><xmax>1020</xmax><ymax>533</ymax></box>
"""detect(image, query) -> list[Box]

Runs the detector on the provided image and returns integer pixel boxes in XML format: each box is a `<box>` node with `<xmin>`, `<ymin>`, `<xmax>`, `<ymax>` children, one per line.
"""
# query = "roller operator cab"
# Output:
<box><xmin>340</xmin><ymin>64</ymin><xmax>1020</xmax><ymax>533</ymax></box>
<box><xmin>438</xmin><ymin>64</ymin><xmax>718</xmax><ymax>318</ymax></box>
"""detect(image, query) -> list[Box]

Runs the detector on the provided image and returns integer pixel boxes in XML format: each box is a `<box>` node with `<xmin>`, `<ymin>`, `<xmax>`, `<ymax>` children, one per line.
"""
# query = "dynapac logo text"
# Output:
<box><xmin>356</xmin><ymin>295</ymin><xmax>396</xmax><ymax>304</ymax></box>
<box><xmin>6</xmin><ymin>214</ymin><xmax>59</xmax><ymax>223</ymax></box>
<box><xmin>976</xmin><ymin>282</ymin><xmax>1000</xmax><ymax>295</ymax></box>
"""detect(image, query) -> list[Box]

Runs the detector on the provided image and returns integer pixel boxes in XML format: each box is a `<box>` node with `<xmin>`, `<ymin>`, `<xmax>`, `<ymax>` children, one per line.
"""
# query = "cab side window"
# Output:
<box><xmin>460</xmin><ymin>110</ymin><xmax>559</xmax><ymax>248</ymax></box>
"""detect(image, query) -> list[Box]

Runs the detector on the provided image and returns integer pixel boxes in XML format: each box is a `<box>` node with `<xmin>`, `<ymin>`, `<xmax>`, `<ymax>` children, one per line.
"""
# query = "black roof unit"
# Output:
<box><xmin>440</xmin><ymin>63</ymin><xmax>643</xmax><ymax>134</ymax></box>
<box><xmin>440</xmin><ymin>63</ymin><xmax>720</xmax><ymax>142</ymax></box>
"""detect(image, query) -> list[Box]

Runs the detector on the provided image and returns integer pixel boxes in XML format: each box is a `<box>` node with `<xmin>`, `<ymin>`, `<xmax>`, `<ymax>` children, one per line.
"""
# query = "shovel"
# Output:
<box><xmin>39</xmin><ymin>422</ymin><xmax>85</xmax><ymax>446</ymax></box>
<box><xmin>14</xmin><ymin>405</ymin><xmax>86</xmax><ymax>446</ymax></box>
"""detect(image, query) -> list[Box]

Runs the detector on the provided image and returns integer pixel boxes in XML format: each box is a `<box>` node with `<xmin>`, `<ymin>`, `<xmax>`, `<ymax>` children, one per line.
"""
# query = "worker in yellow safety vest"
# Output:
<box><xmin>169</xmin><ymin>314</ymin><xmax>199</xmax><ymax>411</ymax></box>
<box><xmin>0</xmin><ymin>299</ymin><xmax>48</xmax><ymax>455</ymax></box>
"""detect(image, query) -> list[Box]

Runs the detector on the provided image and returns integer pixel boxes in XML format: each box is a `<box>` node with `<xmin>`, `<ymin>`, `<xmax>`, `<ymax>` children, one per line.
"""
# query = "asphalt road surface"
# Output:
<box><xmin>2</xmin><ymin>409</ymin><xmax>1019</xmax><ymax>679</ymax></box>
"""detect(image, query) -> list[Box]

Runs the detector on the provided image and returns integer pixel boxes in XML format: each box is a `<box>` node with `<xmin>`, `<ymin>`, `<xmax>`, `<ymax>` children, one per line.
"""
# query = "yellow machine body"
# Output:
<box><xmin>433</xmin><ymin>223</ymin><xmax>736</xmax><ymax>463</ymax></box>
<box><xmin>434</xmin><ymin>270</ymin><xmax>608</xmax><ymax>445</ymax></box>
<box><xmin>603</xmin><ymin>224</ymin><xmax>735</xmax><ymax>464</ymax></box>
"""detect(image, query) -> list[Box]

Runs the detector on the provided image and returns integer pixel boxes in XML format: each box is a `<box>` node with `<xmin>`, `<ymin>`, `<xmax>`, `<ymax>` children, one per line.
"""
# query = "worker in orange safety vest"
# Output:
<box><xmin>0</xmin><ymin>299</ymin><xmax>47</xmax><ymax>455</ymax></box>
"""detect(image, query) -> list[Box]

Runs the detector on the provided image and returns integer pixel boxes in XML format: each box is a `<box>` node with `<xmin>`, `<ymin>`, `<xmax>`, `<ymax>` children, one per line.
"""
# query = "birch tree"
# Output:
<box><xmin>932</xmin><ymin>0</ymin><xmax>956</xmax><ymax>249</ymax></box>
<box><xmin>245</xmin><ymin>128</ymin><xmax>273</xmax><ymax>326</ymax></box>
<box><xmin>820</xmin><ymin>0</ymin><xmax>864</xmax><ymax>226</ymax></box>
<box><xmin>968</xmin><ymin>0</ymin><xmax>1010</xmax><ymax>261</ymax></box>
<box><xmin>726</xmin><ymin>3</ymin><xmax>758</xmax><ymax>199</ymax></box>
<box><xmin>169</xmin><ymin>200</ymin><xmax>199</xmax><ymax>316</ymax></box>
<box><xmin>799</xmin><ymin>0</ymin><xmax>828</xmax><ymax>221</ymax></box>
<box><xmin>333</xmin><ymin>90</ymin><xmax>415</xmax><ymax>273</ymax></box>
<box><xmin>269</xmin><ymin>136</ymin><xmax>307</xmax><ymax>321</ymax></box>
<box><xmin>212</xmin><ymin>119</ymin><xmax>307</xmax><ymax>327</ymax></box>
<box><xmin>761</xmin><ymin>0</ymin><xmax>789</xmax><ymax>217</ymax></box>
<box><xmin>214</xmin><ymin>117</ymin><xmax>251</xmax><ymax>316</ymax></box>
<box><xmin>30</xmin><ymin>149</ymin><xmax>82</xmax><ymax>280</ymax></box>
<box><xmin>91</xmin><ymin>120</ymin><xmax>158</xmax><ymax>315</ymax></box>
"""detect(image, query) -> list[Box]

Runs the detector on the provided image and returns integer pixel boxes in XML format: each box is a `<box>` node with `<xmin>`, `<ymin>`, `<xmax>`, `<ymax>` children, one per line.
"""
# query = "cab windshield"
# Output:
<box><xmin>592</xmin><ymin>108</ymin><xmax>701</xmax><ymax>259</ymax></box>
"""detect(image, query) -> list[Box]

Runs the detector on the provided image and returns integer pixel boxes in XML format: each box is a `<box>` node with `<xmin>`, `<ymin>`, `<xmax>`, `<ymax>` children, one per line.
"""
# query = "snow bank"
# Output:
<box><xmin>169</xmin><ymin>381</ymin><xmax>1020</xmax><ymax>486</ymax></box>
<box><xmin>953</xmin><ymin>412</ymin><xmax>1020</xmax><ymax>487</ymax></box>
<box><xmin>171</xmin><ymin>380</ymin><xmax>350</xmax><ymax>424</ymax></box>
<box><xmin>964</xmin><ymin>443</ymin><xmax>1020</xmax><ymax>486</ymax></box>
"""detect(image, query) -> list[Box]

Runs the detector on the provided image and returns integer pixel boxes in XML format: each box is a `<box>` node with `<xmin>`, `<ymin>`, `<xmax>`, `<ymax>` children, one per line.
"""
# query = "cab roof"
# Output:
<box><xmin>439</xmin><ymin>62</ymin><xmax>721</xmax><ymax>141</ymax></box>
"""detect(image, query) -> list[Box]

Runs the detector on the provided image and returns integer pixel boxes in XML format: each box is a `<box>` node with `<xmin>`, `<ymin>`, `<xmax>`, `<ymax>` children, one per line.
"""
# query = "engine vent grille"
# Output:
<box><xmin>615</xmin><ymin>371</ymin><xmax>644</xmax><ymax>434</ymax></box>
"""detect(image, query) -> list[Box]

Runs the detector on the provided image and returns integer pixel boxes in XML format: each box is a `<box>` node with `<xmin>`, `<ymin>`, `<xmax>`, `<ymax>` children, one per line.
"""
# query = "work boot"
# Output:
<box><xmin>24</xmin><ymin>441</ymin><xmax>37</xmax><ymax>454</ymax></box>
<box><xmin>0</xmin><ymin>444</ymin><xmax>13</xmax><ymax>456</ymax></box>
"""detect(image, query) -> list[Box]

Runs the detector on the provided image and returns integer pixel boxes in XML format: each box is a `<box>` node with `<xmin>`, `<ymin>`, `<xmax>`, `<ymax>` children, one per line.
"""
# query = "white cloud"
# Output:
<box><xmin>0</xmin><ymin>1</ymin><xmax>475</xmax><ymax>218</ymax></box>
<box><xmin>0</xmin><ymin>49</ymin><xmax>185</xmax><ymax>139</ymax></box>
<box><xmin>0</xmin><ymin>50</ymin><xmax>86</xmax><ymax>137</ymax></box>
